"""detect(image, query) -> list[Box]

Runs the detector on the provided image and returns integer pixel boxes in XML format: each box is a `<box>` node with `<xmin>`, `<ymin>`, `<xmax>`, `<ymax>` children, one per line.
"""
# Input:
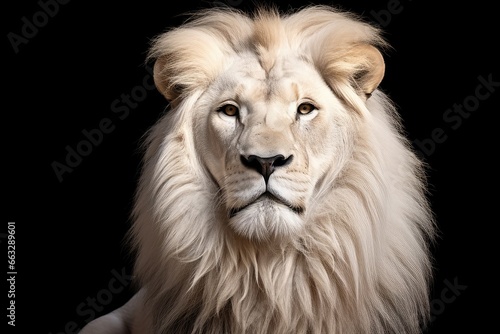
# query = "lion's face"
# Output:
<box><xmin>148</xmin><ymin>9</ymin><xmax>385</xmax><ymax>241</ymax></box>
<box><xmin>193</xmin><ymin>55</ymin><xmax>353</xmax><ymax>239</ymax></box>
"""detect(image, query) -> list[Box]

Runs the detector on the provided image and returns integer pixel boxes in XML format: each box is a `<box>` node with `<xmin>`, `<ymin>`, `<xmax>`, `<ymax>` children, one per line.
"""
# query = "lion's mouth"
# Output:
<box><xmin>229</xmin><ymin>192</ymin><xmax>304</xmax><ymax>218</ymax></box>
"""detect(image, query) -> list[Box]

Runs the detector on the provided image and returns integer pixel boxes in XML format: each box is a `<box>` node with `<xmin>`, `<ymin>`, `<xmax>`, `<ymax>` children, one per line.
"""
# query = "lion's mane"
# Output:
<box><xmin>129</xmin><ymin>6</ymin><xmax>435</xmax><ymax>334</ymax></box>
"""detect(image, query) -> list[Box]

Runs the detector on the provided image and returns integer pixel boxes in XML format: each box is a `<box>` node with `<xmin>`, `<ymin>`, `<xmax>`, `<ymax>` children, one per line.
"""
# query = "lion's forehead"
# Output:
<box><xmin>216</xmin><ymin>54</ymin><xmax>321</xmax><ymax>102</ymax></box>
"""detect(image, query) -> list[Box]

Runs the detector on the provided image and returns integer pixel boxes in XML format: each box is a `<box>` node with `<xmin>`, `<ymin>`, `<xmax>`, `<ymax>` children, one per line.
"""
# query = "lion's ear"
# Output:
<box><xmin>349</xmin><ymin>44</ymin><xmax>385</xmax><ymax>98</ymax></box>
<box><xmin>153</xmin><ymin>57</ymin><xmax>178</xmax><ymax>102</ymax></box>
<box><xmin>149</xmin><ymin>29</ymin><xmax>227</xmax><ymax>104</ymax></box>
<box><xmin>319</xmin><ymin>43</ymin><xmax>385</xmax><ymax>100</ymax></box>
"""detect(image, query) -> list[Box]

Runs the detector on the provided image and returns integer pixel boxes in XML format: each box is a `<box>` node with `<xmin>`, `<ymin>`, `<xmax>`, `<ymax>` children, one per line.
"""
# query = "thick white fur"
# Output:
<box><xmin>81</xmin><ymin>5</ymin><xmax>435</xmax><ymax>334</ymax></box>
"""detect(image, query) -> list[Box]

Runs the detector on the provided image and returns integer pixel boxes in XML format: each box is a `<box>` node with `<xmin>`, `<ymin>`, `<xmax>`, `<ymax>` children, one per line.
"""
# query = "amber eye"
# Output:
<box><xmin>218</xmin><ymin>104</ymin><xmax>239</xmax><ymax>117</ymax></box>
<box><xmin>297</xmin><ymin>103</ymin><xmax>316</xmax><ymax>115</ymax></box>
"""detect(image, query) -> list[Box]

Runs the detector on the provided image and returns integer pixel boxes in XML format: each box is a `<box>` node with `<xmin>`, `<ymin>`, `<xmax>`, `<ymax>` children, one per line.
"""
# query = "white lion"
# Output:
<box><xmin>81</xmin><ymin>5</ymin><xmax>435</xmax><ymax>334</ymax></box>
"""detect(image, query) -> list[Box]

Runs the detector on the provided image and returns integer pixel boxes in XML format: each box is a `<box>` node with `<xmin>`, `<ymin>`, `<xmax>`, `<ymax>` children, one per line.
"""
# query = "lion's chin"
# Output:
<box><xmin>228</xmin><ymin>196</ymin><xmax>304</xmax><ymax>240</ymax></box>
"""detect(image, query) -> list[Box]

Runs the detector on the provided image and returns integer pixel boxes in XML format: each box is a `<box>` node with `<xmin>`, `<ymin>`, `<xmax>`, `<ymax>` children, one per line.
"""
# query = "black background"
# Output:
<box><xmin>4</xmin><ymin>0</ymin><xmax>498</xmax><ymax>333</ymax></box>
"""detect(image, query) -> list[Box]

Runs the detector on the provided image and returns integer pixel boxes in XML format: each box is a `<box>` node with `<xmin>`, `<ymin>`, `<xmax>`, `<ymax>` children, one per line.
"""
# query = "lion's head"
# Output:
<box><xmin>130</xmin><ymin>6</ymin><xmax>435</xmax><ymax>334</ymax></box>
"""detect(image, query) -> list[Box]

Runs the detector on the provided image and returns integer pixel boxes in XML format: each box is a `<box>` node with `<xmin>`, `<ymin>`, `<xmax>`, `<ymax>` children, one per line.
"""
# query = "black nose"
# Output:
<box><xmin>240</xmin><ymin>154</ymin><xmax>293</xmax><ymax>183</ymax></box>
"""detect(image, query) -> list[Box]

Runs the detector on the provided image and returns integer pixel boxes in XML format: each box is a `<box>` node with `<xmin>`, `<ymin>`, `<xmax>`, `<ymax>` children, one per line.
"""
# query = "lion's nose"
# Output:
<box><xmin>240</xmin><ymin>154</ymin><xmax>293</xmax><ymax>183</ymax></box>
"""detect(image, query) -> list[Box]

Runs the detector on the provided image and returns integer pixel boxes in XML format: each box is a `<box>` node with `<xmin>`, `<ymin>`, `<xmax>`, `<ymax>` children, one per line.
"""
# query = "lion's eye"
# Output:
<box><xmin>297</xmin><ymin>103</ymin><xmax>316</xmax><ymax>115</ymax></box>
<box><xmin>218</xmin><ymin>104</ymin><xmax>239</xmax><ymax>117</ymax></box>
